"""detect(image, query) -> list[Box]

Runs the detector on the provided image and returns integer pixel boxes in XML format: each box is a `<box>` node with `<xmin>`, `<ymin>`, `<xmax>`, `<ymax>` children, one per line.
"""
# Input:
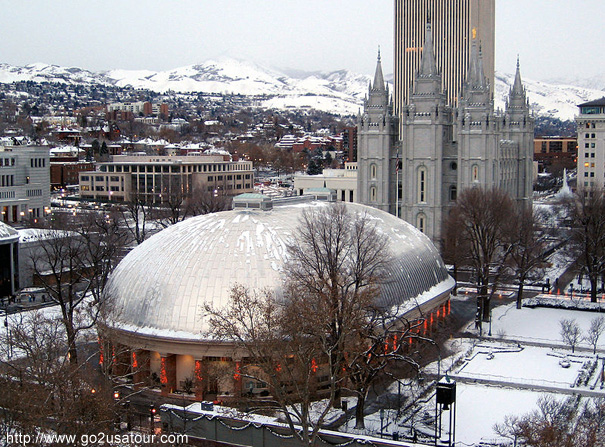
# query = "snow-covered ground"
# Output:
<box><xmin>446</xmin><ymin>384</ymin><xmax>551</xmax><ymax>446</ymax></box>
<box><xmin>455</xmin><ymin>344</ymin><xmax>583</xmax><ymax>388</ymax></box>
<box><xmin>489</xmin><ymin>303</ymin><xmax>605</xmax><ymax>350</ymax></box>
<box><xmin>364</xmin><ymin>298</ymin><xmax>605</xmax><ymax>446</ymax></box>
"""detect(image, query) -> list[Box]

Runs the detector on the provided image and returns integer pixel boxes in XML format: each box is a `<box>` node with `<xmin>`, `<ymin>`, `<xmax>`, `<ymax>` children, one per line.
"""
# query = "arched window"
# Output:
<box><xmin>370</xmin><ymin>186</ymin><xmax>377</xmax><ymax>202</ymax></box>
<box><xmin>416</xmin><ymin>213</ymin><xmax>426</xmax><ymax>233</ymax></box>
<box><xmin>370</xmin><ymin>163</ymin><xmax>377</xmax><ymax>180</ymax></box>
<box><xmin>417</xmin><ymin>167</ymin><xmax>427</xmax><ymax>203</ymax></box>
<box><xmin>472</xmin><ymin>164</ymin><xmax>479</xmax><ymax>182</ymax></box>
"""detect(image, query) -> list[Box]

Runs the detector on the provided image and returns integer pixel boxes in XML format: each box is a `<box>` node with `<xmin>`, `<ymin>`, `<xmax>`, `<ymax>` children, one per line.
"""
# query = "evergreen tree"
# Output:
<box><xmin>91</xmin><ymin>139</ymin><xmax>100</xmax><ymax>156</ymax></box>
<box><xmin>306</xmin><ymin>158</ymin><xmax>322</xmax><ymax>175</ymax></box>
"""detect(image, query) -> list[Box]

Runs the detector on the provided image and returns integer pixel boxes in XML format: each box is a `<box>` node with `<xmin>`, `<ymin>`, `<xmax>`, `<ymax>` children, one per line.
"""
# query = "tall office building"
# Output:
<box><xmin>394</xmin><ymin>0</ymin><xmax>495</xmax><ymax>112</ymax></box>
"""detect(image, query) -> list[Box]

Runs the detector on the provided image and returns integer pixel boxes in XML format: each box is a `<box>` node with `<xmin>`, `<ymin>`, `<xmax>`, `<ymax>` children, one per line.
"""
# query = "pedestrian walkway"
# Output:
<box><xmin>445</xmin><ymin>374</ymin><xmax>605</xmax><ymax>398</ymax></box>
<box><xmin>0</xmin><ymin>298</ymin><xmax>56</xmax><ymax>315</ymax></box>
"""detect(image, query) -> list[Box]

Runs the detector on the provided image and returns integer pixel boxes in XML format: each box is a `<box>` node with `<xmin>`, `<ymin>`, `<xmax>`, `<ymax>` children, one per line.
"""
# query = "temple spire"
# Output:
<box><xmin>372</xmin><ymin>46</ymin><xmax>385</xmax><ymax>91</ymax></box>
<box><xmin>467</xmin><ymin>39</ymin><xmax>486</xmax><ymax>90</ymax></box>
<box><xmin>511</xmin><ymin>55</ymin><xmax>524</xmax><ymax>97</ymax></box>
<box><xmin>419</xmin><ymin>21</ymin><xmax>437</xmax><ymax>77</ymax></box>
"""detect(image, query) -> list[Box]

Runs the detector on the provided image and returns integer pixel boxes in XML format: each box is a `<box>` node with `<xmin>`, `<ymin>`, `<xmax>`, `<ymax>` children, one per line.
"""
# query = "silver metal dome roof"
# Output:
<box><xmin>105</xmin><ymin>201</ymin><xmax>452</xmax><ymax>339</ymax></box>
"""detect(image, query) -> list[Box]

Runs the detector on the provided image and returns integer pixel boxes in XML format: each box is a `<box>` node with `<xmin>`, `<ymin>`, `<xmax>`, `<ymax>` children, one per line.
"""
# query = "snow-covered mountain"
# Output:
<box><xmin>106</xmin><ymin>59</ymin><xmax>373</xmax><ymax>115</ymax></box>
<box><xmin>494</xmin><ymin>72</ymin><xmax>605</xmax><ymax>121</ymax></box>
<box><xmin>0</xmin><ymin>58</ymin><xmax>603</xmax><ymax>120</ymax></box>
<box><xmin>0</xmin><ymin>62</ymin><xmax>112</xmax><ymax>85</ymax></box>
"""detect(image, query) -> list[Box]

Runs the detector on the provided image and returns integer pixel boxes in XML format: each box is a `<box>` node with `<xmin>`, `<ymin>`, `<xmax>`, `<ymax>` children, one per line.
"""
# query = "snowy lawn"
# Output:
<box><xmin>488</xmin><ymin>303</ymin><xmax>605</xmax><ymax>350</ymax></box>
<box><xmin>451</xmin><ymin>384</ymin><xmax>553</xmax><ymax>445</ymax></box>
<box><xmin>455</xmin><ymin>344</ymin><xmax>583</xmax><ymax>389</ymax></box>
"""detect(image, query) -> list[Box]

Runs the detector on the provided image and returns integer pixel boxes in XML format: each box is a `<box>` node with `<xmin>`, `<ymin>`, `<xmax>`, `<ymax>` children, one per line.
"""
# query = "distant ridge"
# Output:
<box><xmin>0</xmin><ymin>58</ymin><xmax>603</xmax><ymax>120</ymax></box>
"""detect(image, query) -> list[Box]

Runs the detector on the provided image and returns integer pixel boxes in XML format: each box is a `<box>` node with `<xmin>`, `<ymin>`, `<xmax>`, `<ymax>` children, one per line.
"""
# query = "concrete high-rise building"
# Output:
<box><xmin>576</xmin><ymin>98</ymin><xmax>605</xmax><ymax>190</ymax></box>
<box><xmin>394</xmin><ymin>0</ymin><xmax>495</xmax><ymax>112</ymax></box>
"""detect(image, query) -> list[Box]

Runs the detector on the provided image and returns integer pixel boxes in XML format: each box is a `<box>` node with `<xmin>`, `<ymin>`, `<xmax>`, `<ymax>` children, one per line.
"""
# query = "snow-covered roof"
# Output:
<box><xmin>50</xmin><ymin>146</ymin><xmax>83</xmax><ymax>156</ymax></box>
<box><xmin>105</xmin><ymin>201</ymin><xmax>452</xmax><ymax>339</ymax></box>
<box><xmin>0</xmin><ymin>222</ymin><xmax>18</xmax><ymax>243</ymax></box>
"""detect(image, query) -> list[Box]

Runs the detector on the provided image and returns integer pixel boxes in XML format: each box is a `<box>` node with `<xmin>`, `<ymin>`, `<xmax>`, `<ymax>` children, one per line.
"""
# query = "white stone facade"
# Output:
<box><xmin>576</xmin><ymin>98</ymin><xmax>605</xmax><ymax>190</ymax></box>
<box><xmin>357</xmin><ymin>24</ymin><xmax>534</xmax><ymax>243</ymax></box>
<box><xmin>294</xmin><ymin>163</ymin><xmax>358</xmax><ymax>203</ymax></box>
<box><xmin>0</xmin><ymin>145</ymin><xmax>50</xmax><ymax>223</ymax></box>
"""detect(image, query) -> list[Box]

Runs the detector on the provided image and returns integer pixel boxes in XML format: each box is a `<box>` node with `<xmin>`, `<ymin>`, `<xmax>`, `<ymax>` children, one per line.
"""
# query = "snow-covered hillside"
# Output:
<box><xmin>0</xmin><ymin>62</ymin><xmax>112</xmax><ymax>85</ymax></box>
<box><xmin>494</xmin><ymin>72</ymin><xmax>605</xmax><ymax>121</ymax></box>
<box><xmin>106</xmin><ymin>59</ymin><xmax>372</xmax><ymax>115</ymax></box>
<box><xmin>0</xmin><ymin>58</ymin><xmax>603</xmax><ymax>120</ymax></box>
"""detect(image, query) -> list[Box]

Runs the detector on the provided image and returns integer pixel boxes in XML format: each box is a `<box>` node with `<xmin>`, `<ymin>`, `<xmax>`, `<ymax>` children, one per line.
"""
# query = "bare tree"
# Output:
<box><xmin>560</xmin><ymin>318</ymin><xmax>582</xmax><ymax>353</ymax></box>
<box><xmin>495</xmin><ymin>395</ymin><xmax>605</xmax><ymax>447</ymax></box>
<box><xmin>120</xmin><ymin>193</ymin><xmax>153</xmax><ymax>244</ymax></box>
<box><xmin>28</xmin><ymin>211</ymin><xmax>128</xmax><ymax>365</ymax></box>
<box><xmin>205</xmin><ymin>285</ymin><xmax>329</xmax><ymax>447</ymax></box>
<box><xmin>77</xmin><ymin>209</ymin><xmax>130</xmax><ymax>304</ymax></box>
<box><xmin>283</xmin><ymin>203</ymin><xmax>392</xmax><ymax>408</ymax></box>
<box><xmin>510</xmin><ymin>207</ymin><xmax>552</xmax><ymax>309</ymax></box>
<box><xmin>442</xmin><ymin>206</ymin><xmax>467</xmax><ymax>295</ymax></box>
<box><xmin>569</xmin><ymin>187</ymin><xmax>605</xmax><ymax>303</ymax></box>
<box><xmin>453</xmin><ymin>187</ymin><xmax>515</xmax><ymax>321</ymax></box>
<box><xmin>155</xmin><ymin>174</ymin><xmax>190</xmax><ymax>227</ymax></box>
<box><xmin>155</xmin><ymin>187</ymin><xmax>233</xmax><ymax>228</ymax></box>
<box><xmin>585</xmin><ymin>315</ymin><xmax>605</xmax><ymax>355</ymax></box>
<box><xmin>29</xmin><ymin>227</ymin><xmax>91</xmax><ymax>365</ymax></box>
<box><xmin>343</xmin><ymin>312</ymin><xmax>427</xmax><ymax>429</ymax></box>
<box><xmin>185</xmin><ymin>188</ymin><xmax>232</xmax><ymax>217</ymax></box>
<box><xmin>205</xmin><ymin>203</ymin><xmax>401</xmax><ymax>441</ymax></box>
<box><xmin>0</xmin><ymin>311</ymin><xmax>117</xmax><ymax>439</ymax></box>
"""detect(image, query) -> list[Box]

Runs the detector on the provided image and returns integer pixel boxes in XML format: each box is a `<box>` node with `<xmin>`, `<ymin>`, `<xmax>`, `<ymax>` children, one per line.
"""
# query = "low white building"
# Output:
<box><xmin>294</xmin><ymin>163</ymin><xmax>358</xmax><ymax>203</ymax></box>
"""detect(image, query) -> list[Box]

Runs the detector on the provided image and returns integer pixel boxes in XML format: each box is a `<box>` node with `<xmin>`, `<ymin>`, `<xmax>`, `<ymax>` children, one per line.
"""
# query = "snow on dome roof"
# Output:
<box><xmin>105</xmin><ymin>201</ymin><xmax>452</xmax><ymax>339</ymax></box>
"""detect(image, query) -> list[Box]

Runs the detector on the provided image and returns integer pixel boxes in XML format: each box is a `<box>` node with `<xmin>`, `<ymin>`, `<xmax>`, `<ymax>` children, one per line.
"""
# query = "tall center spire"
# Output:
<box><xmin>467</xmin><ymin>40</ymin><xmax>487</xmax><ymax>91</ymax></box>
<box><xmin>419</xmin><ymin>21</ymin><xmax>438</xmax><ymax>78</ymax></box>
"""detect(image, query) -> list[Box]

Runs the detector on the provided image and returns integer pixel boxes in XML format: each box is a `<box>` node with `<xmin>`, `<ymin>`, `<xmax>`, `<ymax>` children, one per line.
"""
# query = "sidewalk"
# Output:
<box><xmin>444</xmin><ymin>374</ymin><xmax>605</xmax><ymax>398</ymax></box>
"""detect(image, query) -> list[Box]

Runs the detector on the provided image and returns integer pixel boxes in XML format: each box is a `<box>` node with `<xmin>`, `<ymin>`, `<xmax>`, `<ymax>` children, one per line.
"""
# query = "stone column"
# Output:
<box><xmin>133</xmin><ymin>350</ymin><xmax>150</xmax><ymax>390</ymax></box>
<box><xmin>161</xmin><ymin>354</ymin><xmax>177</xmax><ymax>395</ymax></box>
<box><xmin>233</xmin><ymin>361</ymin><xmax>242</xmax><ymax>397</ymax></box>
<box><xmin>194</xmin><ymin>359</ymin><xmax>205</xmax><ymax>401</ymax></box>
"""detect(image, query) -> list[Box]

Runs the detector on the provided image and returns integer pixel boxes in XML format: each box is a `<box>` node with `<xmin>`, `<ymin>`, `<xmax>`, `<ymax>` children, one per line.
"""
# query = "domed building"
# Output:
<box><xmin>104</xmin><ymin>194</ymin><xmax>454</xmax><ymax>397</ymax></box>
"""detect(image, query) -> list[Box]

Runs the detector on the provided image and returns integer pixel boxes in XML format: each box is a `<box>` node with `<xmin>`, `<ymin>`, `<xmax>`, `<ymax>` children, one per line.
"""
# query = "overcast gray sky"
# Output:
<box><xmin>0</xmin><ymin>0</ymin><xmax>603</xmax><ymax>81</ymax></box>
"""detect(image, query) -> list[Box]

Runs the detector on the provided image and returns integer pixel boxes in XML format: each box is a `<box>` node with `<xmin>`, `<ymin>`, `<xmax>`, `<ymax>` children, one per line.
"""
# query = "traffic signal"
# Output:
<box><xmin>150</xmin><ymin>405</ymin><xmax>157</xmax><ymax>416</ymax></box>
